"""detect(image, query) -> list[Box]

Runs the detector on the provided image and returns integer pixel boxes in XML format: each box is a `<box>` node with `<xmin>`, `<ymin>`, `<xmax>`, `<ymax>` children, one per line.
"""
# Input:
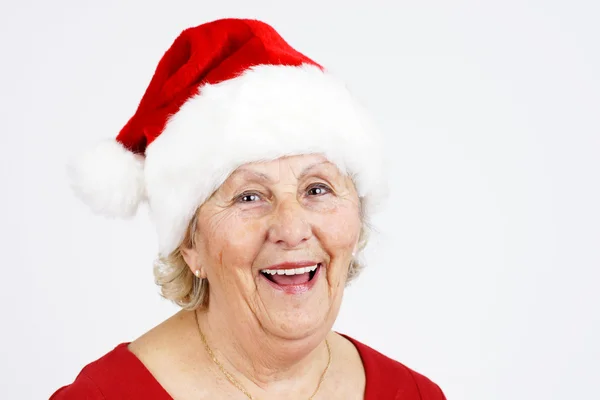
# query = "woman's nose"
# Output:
<box><xmin>267</xmin><ymin>196</ymin><xmax>312</xmax><ymax>249</ymax></box>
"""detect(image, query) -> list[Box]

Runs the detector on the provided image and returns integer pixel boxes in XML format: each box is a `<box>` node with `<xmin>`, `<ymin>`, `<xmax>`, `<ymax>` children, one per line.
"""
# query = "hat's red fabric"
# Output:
<box><xmin>118</xmin><ymin>18</ymin><xmax>322</xmax><ymax>156</ymax></box>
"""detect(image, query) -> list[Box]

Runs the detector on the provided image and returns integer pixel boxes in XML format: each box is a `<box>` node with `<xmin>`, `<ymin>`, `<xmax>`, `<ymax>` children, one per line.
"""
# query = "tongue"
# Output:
<box><xmin>271</xmin><ymin>272</ymin><xmax>310</xmax><ymax>285</ymax></box>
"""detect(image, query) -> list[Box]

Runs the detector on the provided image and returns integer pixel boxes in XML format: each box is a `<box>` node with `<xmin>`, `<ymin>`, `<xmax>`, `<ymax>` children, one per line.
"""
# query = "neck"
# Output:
<box><xmin>194</xmin><ymin>308</ymin><xmax>331</xmax><ymax>396</ymax></box>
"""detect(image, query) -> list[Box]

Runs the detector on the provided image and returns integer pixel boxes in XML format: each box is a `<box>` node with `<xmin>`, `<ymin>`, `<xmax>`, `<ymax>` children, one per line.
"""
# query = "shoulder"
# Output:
<box><xmin>50</xmin><ymin>343</ymin><xmax>129</xmax><ymax>399</ymax></box>
<box><xmin>50</xmin><ymin>343</ymin><xmax>168</xmax><ymax>399</ymax></box>
<box><xmin>340</xmin><ymin>334</ymin><xmax>447</xmax><ymax>400</ymax></box>
<box><xmin>50</xmin><ymin>369</ymin><xmax>105</xmax><ymax>399</ymax></box>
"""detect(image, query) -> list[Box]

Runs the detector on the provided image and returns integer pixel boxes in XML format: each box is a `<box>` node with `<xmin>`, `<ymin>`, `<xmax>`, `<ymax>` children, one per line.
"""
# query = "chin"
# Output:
<box><xmin>259</xmin><ymin>296</ymin><xmax>341</xmax><ymax>342</ymax></box>
<box><xmin>267</xmin><ymin>316</ymin><xmax>332</xmax><ymax>342</ymax></box>
<box><xmin>253</xmin><ymin>262</ymin><xmax>346</xmax><ymax>339</ymax></box>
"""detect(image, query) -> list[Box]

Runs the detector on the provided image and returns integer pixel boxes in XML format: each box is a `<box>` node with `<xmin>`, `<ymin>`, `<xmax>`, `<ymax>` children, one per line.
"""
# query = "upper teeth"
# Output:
<box><xmin>261</xmin><ymin>264</ymin><xmax>319</xmax><ymax>276</ymax></box>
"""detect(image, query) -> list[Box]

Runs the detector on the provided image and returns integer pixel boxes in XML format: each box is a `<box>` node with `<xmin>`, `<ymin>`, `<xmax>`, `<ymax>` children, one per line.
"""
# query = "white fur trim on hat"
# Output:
<box><xmin>67</xmin><ymin>139</ymin><xmax>146</xmax><ymax>218</ymax></box>
<box><xmin>145</xmin><ymin>64</ymin><xmax>388</xmax><ymax>256</ymax></box>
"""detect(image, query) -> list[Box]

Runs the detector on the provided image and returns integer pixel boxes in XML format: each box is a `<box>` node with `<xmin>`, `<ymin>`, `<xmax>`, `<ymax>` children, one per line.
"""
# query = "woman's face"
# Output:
<box><xmin>183</xmin><ymin>154</ymin><xmax>361</xmax><ymax>341</ymax></box>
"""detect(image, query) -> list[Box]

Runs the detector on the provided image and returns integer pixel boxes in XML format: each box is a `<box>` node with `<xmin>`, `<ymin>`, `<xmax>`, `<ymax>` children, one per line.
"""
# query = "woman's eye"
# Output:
<box><xmin>237</xmin><ymin>192</ymin><xmax>261</xmax><ymax>203</ymax></box>
<box><xmin>307</xmin><ymin>184</ymin><xmax>331</xmax><ymax>196</ymax></box>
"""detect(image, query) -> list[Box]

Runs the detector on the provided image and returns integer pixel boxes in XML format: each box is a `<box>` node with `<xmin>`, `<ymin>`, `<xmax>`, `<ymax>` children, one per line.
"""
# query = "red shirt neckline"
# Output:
<box><xmin>111</xmin><ymin>334</ymin><xmax>386</xmax><ymax>399</ymax></box>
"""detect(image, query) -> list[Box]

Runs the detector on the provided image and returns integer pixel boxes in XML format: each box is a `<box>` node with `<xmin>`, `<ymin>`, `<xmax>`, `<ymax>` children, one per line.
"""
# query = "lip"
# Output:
<box><xmin>259</xmin><ymin>263</ymin><xmax>323</xmax><ymax>294</ymax></box>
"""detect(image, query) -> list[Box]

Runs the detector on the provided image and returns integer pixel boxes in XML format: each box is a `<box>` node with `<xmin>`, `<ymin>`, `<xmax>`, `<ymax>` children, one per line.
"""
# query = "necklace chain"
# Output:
<box><xmin>195</xmin><ymin>310</ymin><xmax>331</xmax><ymax>400</ymax></box>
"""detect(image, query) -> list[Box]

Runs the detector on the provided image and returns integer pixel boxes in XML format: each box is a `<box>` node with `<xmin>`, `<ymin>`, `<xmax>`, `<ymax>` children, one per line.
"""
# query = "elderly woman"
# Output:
<box><xmin>52</xmin><ymin>18</ymin><xmax>446</xmax><ymax>400</ymax></box>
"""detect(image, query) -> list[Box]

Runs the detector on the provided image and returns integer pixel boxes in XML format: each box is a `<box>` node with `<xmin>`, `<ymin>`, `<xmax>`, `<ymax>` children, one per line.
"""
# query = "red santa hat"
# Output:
<box><xmin>68</xmin><ymin>18</ymin><xmax>387</xmax><ymax>257</ymax></box>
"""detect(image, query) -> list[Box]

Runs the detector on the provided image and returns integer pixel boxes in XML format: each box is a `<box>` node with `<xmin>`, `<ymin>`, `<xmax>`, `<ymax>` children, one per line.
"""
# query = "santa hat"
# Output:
<box><xmin>68</xmin><ymin>18</ymin><xmax>387</xmax><ymax>257</ymax></box>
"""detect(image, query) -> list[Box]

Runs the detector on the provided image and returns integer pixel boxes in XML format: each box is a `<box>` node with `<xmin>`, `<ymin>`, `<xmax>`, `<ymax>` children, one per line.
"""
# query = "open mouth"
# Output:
<box><xmin>260</xmin><ymin>263</ymin><xmax>321</xmax><ymax>286</ymax></box>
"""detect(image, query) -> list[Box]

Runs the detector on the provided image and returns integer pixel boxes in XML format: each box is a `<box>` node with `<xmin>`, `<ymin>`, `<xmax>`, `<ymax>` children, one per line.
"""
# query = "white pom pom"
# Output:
<box><xmin>67</xmin><ymin>139</ymin><xmax>146</xmax><ymax>218</ymax></box>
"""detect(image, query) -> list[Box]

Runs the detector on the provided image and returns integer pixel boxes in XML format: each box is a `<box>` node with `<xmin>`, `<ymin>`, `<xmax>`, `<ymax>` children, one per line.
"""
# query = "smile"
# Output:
<box><xmin>259</xmin><ymin>263</ymin><xmax>322</xmax><ymax>294</ymax></box>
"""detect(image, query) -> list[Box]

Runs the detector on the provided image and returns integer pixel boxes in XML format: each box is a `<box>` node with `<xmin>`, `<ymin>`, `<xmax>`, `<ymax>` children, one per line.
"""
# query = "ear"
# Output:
<box><xmin>180</xmin><ymin>246</ymin><xmax>202</xmax><ymax>276</ymax></box>
<box><xmin>352</xmin><ymin>240</ymin><xmax>360</xmax><ymax>258</ymax></box>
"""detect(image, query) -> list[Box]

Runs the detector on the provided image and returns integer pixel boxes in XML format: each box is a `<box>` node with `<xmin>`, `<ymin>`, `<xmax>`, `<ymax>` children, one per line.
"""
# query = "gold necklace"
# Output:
<box><xmin>194</xmin><ymin>310</ymin><xmax>331</xmax><ymax>400</ymax></box>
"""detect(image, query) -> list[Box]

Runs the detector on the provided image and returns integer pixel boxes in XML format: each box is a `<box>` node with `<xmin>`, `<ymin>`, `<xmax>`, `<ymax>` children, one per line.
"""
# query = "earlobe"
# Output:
<box><xmin>352</xmin><ymin>243</ymin><xmax>358</xmax><ymax>258</ymax></box>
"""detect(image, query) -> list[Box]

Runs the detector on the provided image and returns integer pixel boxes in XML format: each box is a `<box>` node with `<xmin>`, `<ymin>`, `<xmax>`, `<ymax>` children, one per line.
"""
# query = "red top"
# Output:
<box><xmin>50</xmin><ymin>335</ymin><xmax>446</xmax><ymax>399</ymax></box>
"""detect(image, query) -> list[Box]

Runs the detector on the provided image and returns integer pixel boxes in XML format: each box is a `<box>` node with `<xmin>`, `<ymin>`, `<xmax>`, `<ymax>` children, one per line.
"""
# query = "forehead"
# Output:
<box><xmin>229</xmin><ymin>154</ymin><xmax>344</xmax><ymax>182</ymax></box>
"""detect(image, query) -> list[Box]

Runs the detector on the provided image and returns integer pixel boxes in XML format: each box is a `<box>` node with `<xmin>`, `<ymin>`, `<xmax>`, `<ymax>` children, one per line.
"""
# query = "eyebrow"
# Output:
<box><xmin>233</xmin><ymin>160</ymin><xmax>334</xmax><ymax>182</ymax></box>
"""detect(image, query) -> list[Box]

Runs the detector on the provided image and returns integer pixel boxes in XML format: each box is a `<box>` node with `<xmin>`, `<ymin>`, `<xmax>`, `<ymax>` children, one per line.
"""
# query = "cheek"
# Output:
<box><xmin>202</xmin><ymin>215</ymin><xmax>265</xmax><ymax>272</ymax></box>
<box><xmin>316</xmin><ymin>206</ymin><xmax>361</xmax><ymax>257</ymax></box>
<box><xmin>315</xmin><ymin>207</ymin><xmax>360</xmax><ymax>294</ymax></box>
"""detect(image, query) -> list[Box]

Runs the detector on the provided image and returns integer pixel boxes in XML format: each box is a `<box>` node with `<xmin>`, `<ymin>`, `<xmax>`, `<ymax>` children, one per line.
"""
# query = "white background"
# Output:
<box><xmin>1</xmin><ymin>1</ymin><xmax>598</xmax><ymax>399</ymax></box>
